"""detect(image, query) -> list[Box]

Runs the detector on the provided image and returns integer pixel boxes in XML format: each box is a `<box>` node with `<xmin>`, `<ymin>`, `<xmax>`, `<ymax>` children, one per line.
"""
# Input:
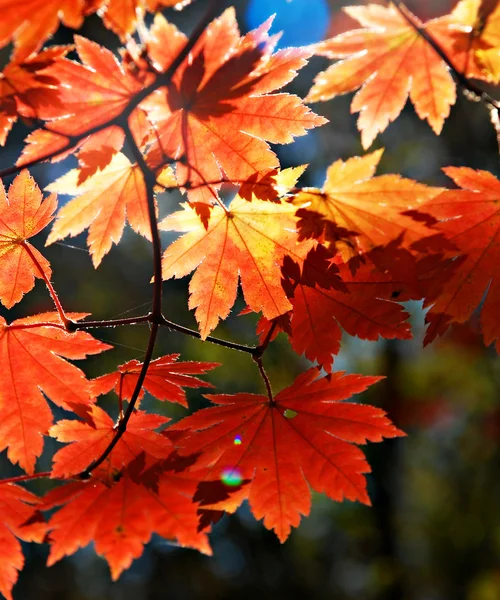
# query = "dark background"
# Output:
<box><xmin>2</xmin><ymin>1</ymin><xmax>500</xmax><ymax>598</ymax></box>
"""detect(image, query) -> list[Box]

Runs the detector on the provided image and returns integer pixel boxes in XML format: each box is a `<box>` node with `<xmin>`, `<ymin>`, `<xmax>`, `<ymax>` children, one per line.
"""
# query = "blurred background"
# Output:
<box><xmin>2</xmin><ymin>0</ymin><xmax>500</xmax><ymax>598</ymax></box>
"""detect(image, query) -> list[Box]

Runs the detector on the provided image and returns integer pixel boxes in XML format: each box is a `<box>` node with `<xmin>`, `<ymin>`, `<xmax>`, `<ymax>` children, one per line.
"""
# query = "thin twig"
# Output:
<box><xmin>22</xmin><ymin>241</ymin><xmax>71</xmax><ymax>329</ymax></box>
<box><xmin>157</xmin><ymin>314</ymin><xmax>260</xmax><ymax>355</ymax></box>
<box><xmin>0</xmin><ymin>471</ymin><xmax>52</xmax><ymax>485</ymax></box>
<box><xmin>72</xmin><ymin>315</ymin><xmax>151</xmax><ymax>329</ymax></box>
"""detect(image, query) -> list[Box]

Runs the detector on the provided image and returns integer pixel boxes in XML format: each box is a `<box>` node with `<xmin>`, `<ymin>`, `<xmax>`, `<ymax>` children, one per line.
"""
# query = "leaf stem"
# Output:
<box><xmin>253</xmin><ymin>355</ymin><xmax>274</xmax><ymax>403</ymax></box>
<box><xmin>0</xmin><ymin>471</ymin><xmax>52</xmax><ymax>485</ymax></box>
<box><xmin>21</xmin><ymin>241</ymin><xmax>71</xmax><ymax>330</ymax></box>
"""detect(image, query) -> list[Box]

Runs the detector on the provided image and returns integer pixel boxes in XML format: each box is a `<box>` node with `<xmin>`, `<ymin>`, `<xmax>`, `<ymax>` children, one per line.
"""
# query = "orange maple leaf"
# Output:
<box><xmin>0</xmin><ymin>484</ymin><xmax>46</xmax><ymax>600</ymax></box>
<box><xmin>171</xmin><ymin>368</ymin><xmax>403</xmax><ymax>542</ymax></box>
<box><xmin>0</xmin><ymin>47</ymin><xmax>68</xmax><ymax>146</ymax></box>
<box><xmin>0</xmin><ymin>170</ymin><xmax>56</xmax><ymax>308</ymax></box>
<box><xmin>291</xmin><ymin>150</ymin><xmax>440</xmax><ymax>262</ymax></box>
<box><xmin>36</xmin><ymin>36</ymin><xmax>142</xmax><ymax>136</ymax></box>
<box><xmin>91</xmin><ymin>354</ymin><xmax>219</xmax><ymax>407</ymax></box>
<box><xmin>0</xmin><ymin>0</ymin><xmax>92</xmax><ymax>61</ymax></box>
<box><xmin>144</xmin><ymin>9</ymin><xmax>326</xmax><ymax>213</ymax></box>
<box><xmin>160</xmin><ymin>170</ymin><xmax>313</xmax><ymax>338</ymax></box>
<box><xmin>417</xmin><ymin>167</ymin><xmax>500</xmax><ymax>350</ymax></box>
<box><xmin>43</xmin><ymin>472</ymin><xmax>211</xmax><ymax>580</ymax></box>
<box><xmin>49</xmin><ymin>405</ymin><xmax>173</xmax><ymax>478</ymax></box>
<box><xmin>0</xmin><ymin>313</ymin><xmax>111</xmax><ymax>474</ymax></box>
<box><xmin>45</xmin><ymin>152</ymin><xmax>149</xmax><ymax>267</ymax></box>
<box><xmin>308</xmin><ymin>3</ymin><xmax>457</xmax><ymax>148</ymax></box>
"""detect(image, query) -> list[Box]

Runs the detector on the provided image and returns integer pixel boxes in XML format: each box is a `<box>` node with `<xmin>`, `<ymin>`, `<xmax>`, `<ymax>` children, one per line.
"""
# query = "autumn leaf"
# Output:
<box><xmin>291</xmin><ymin>150</ymin><xmax>440</xmax><ymax>263</ymax></box>
<box><xmin>43</xmin><ymin>472</ymin><xmax>211</xmax><ymax>580</ymax></box>
<box><xmin>91</xmin><ymin>354</ymin><xmax>219</xmax><ymax>407</ymax></box>
<box><xmin>0</xmin><ymin>170</ymin><xmax>56</xmax><ymax>308</ymax></box>
<box><xmin>0</xmin><ymin>484</ymin><xmax>46</xmax><ymax>600</ymax></box>
<box><xmin>171</xmin><ymin>368</ymin><xmax>403</xmax><ymax>542</ymax></box>
<box><xmin>270</xmin><ymin>250</ymin><xmax>413</xmax><ymax>372</ymax></box>
<box><xmin>416</xmin><ymin>167</ymin><xmax>500</xmax><ymax>350</ymax></box>
<box><xmin>144</xmin><ymin>9</ymin><xmax>326</xmax><ymax>213</ymax></box>
<box><xmin>431</xmin><ymin>0</ymin><xmax>500</xmax><ymax>81</ymax></box>
<box><xmin>45</xmin><ymin>152</ymin><xmax>149</xmax><ymax>267</ymax></box>
<box><xmin>0</xmin><ymin>313</ymin><xmax>111</xmax><ymax>474</ymax></box>
<box><xmin>0</xmin><ymin>0</ymin><xmax>91</xmax><ymax>61</ymax></box>
<box><xmin>160</xmin><ymin>173</ymin><xmax>313</xmax><ymax>338</ymax></box>
<box><xmin>49</xmin><ymin>405</ymin><xmax>173</xmax><ymax>478</ymax></box>
<box><xmin>36</xmin><ymin>36</ymin><xmax>142</xmax><ymax>136</ymax></box>
<box><xmin>308</xmin><ymin>3</ymin><xmax>457</xmax><ymax>148</ymax></box>
<box><xmin>0</xmin><ymin>47</ymin><xmax>68</xmax><ymax>146</ymax></box>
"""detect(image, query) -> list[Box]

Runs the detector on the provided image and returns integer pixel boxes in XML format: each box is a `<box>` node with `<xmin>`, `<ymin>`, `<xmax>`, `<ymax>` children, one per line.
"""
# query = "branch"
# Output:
<box><xmin>156</xmin><ymin>314</ymin><xmax>260</xmax><ymax>355</ymax></box>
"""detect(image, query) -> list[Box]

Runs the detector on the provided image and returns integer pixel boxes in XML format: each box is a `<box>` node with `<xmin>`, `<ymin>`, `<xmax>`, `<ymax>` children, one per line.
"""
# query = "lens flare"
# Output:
<box><xmin>233</xmin><ymin>435</ymin><xmax>242</xmax><ymax>445</ymax></box>
<box><xmin>221</xmin><ymin>467</ymin><xmax>243</xmax><ymax>487</ymax></box>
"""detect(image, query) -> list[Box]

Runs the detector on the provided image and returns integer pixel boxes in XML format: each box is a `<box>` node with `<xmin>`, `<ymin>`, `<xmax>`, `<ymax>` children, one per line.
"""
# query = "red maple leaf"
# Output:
<box><xmin>0</xmin><ymin>170</ymin><xmax>56</xmax><ymax>308</ymax></box>
<box><xmin>91</xmin><ymin>354</ymin><xmax>219</xmax><ymax>407</ymax></box>
<box><xmin>171</xmin><ymin>368</ymin><xmax>403</xmax><ymax>541</ymax></box>
<box><xmin>0</xmin><ymin>484</ymin><xmax>46</xmax><ymax>600</ymax></box>
<box><xmin>49</xmin><ymin>405</ymin><xmax>173</xmax><ymax>479</ymax></box>
<box><xmin>43</xmin><ymin>471</ymin><xmax>211</xmax><ymax>580</ymax></box>
<box><xmin>143</xmin><ymin>9</ymin><xmax>326</xmax><ymax>214</ymax></box>
<box><xmin>417</xmin><ymin>167</ymin><xmax>500</xmax><ymax>350</ymax></box>
<box><xmin>0</xmin><ymin>313</ymin><xmax>111</xmax><ymax>474</ymax></box>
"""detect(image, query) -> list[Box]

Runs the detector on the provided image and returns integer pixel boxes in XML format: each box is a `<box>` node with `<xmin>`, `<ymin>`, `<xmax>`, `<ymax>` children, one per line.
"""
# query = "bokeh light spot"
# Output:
<box><xmin>221</xmin><ymin>467</ymin><xmax>243</xmax><ymax>487</ymax></box>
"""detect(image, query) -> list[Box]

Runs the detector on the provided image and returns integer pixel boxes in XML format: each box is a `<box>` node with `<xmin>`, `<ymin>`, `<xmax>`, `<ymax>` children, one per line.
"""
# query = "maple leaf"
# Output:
<box><xmin>160</xmin><ymin>172</ymin><xmax>313</xmax><ymax>338</ymax></box>
<box><xmin>43</xmin><ymin>472</ymin><xmax>211</xmax><ymax>580</ymax></box>
<box><xmin>36</xmin><ymin>36</ymin><xmax>142</xmax><ymax>136</ymax></box>
<box><xmin>0</xmin><ymin>0</ymin><xmax>92</xmax><ymax>61</ymax></box>
<box><xmin>262</xmin><ymin>249</ymin><xmax>413</xmax><ymax>372</ymax></box>
<box><xmin>45</xmin><ymin>152</ymin><xmax>149</xmax><ymax>267</ymax></box>
<box><xmin>91</xmin><ymin>354</ymin><xmax>219</xmax><ymax>407</ymax></box>
<box><xmin>143</xmin><ymin>9</ymin><xmax>326</xmax><ymax>213</ymax></box>
<box><xmin>0</xmin><ymin>313</ymin><xmax>111</xmax><ymax>474</ymax></box>
<box><xmin>0</xmin><ymin>484</ymin><xmax>46</xmax><ymax>600</ymax></box>
<box><xmin>171</xmin><ymin>368</ymin><xmax>403</xmax><ymax>542</ymax></box>
<box><xmin>430</xmin><ymin>0</ymin><xmax>500</xmax><ymax>81</ymax></box>
<box><xmin>416</xmin><ymin>167</ymin><xmax>500</xmax><ymax>350</ymax></box>
<box><xmin>307</xmin><ymin>3</ymin><xmax>457</xmax><ymax>148</ymax></box>
<box><xmin>0</xmin><ymin>47</ymin><xmax>68</xmax><ymax>146</ymax></box>
<box><xmin>291</xmin><ymin>150</ymin><xmax>440</xmax><ymax>263</ymax></box>
<box><xmin>0</xmin><ymin>170</ymin><xmax>56</xmax><ymax>308</ymax></box>
<box><xmin>49</xmin><ymin>405</ymin><xmax>173</xmax><ymax>478</ymax></box>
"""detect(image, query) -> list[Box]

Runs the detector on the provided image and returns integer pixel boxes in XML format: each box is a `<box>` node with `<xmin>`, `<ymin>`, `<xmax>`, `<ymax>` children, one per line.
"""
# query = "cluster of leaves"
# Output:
<box><xmin>1</xmin><ymin>0</ymin><xmax>500</xmax><ymax>598</ymax></box>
